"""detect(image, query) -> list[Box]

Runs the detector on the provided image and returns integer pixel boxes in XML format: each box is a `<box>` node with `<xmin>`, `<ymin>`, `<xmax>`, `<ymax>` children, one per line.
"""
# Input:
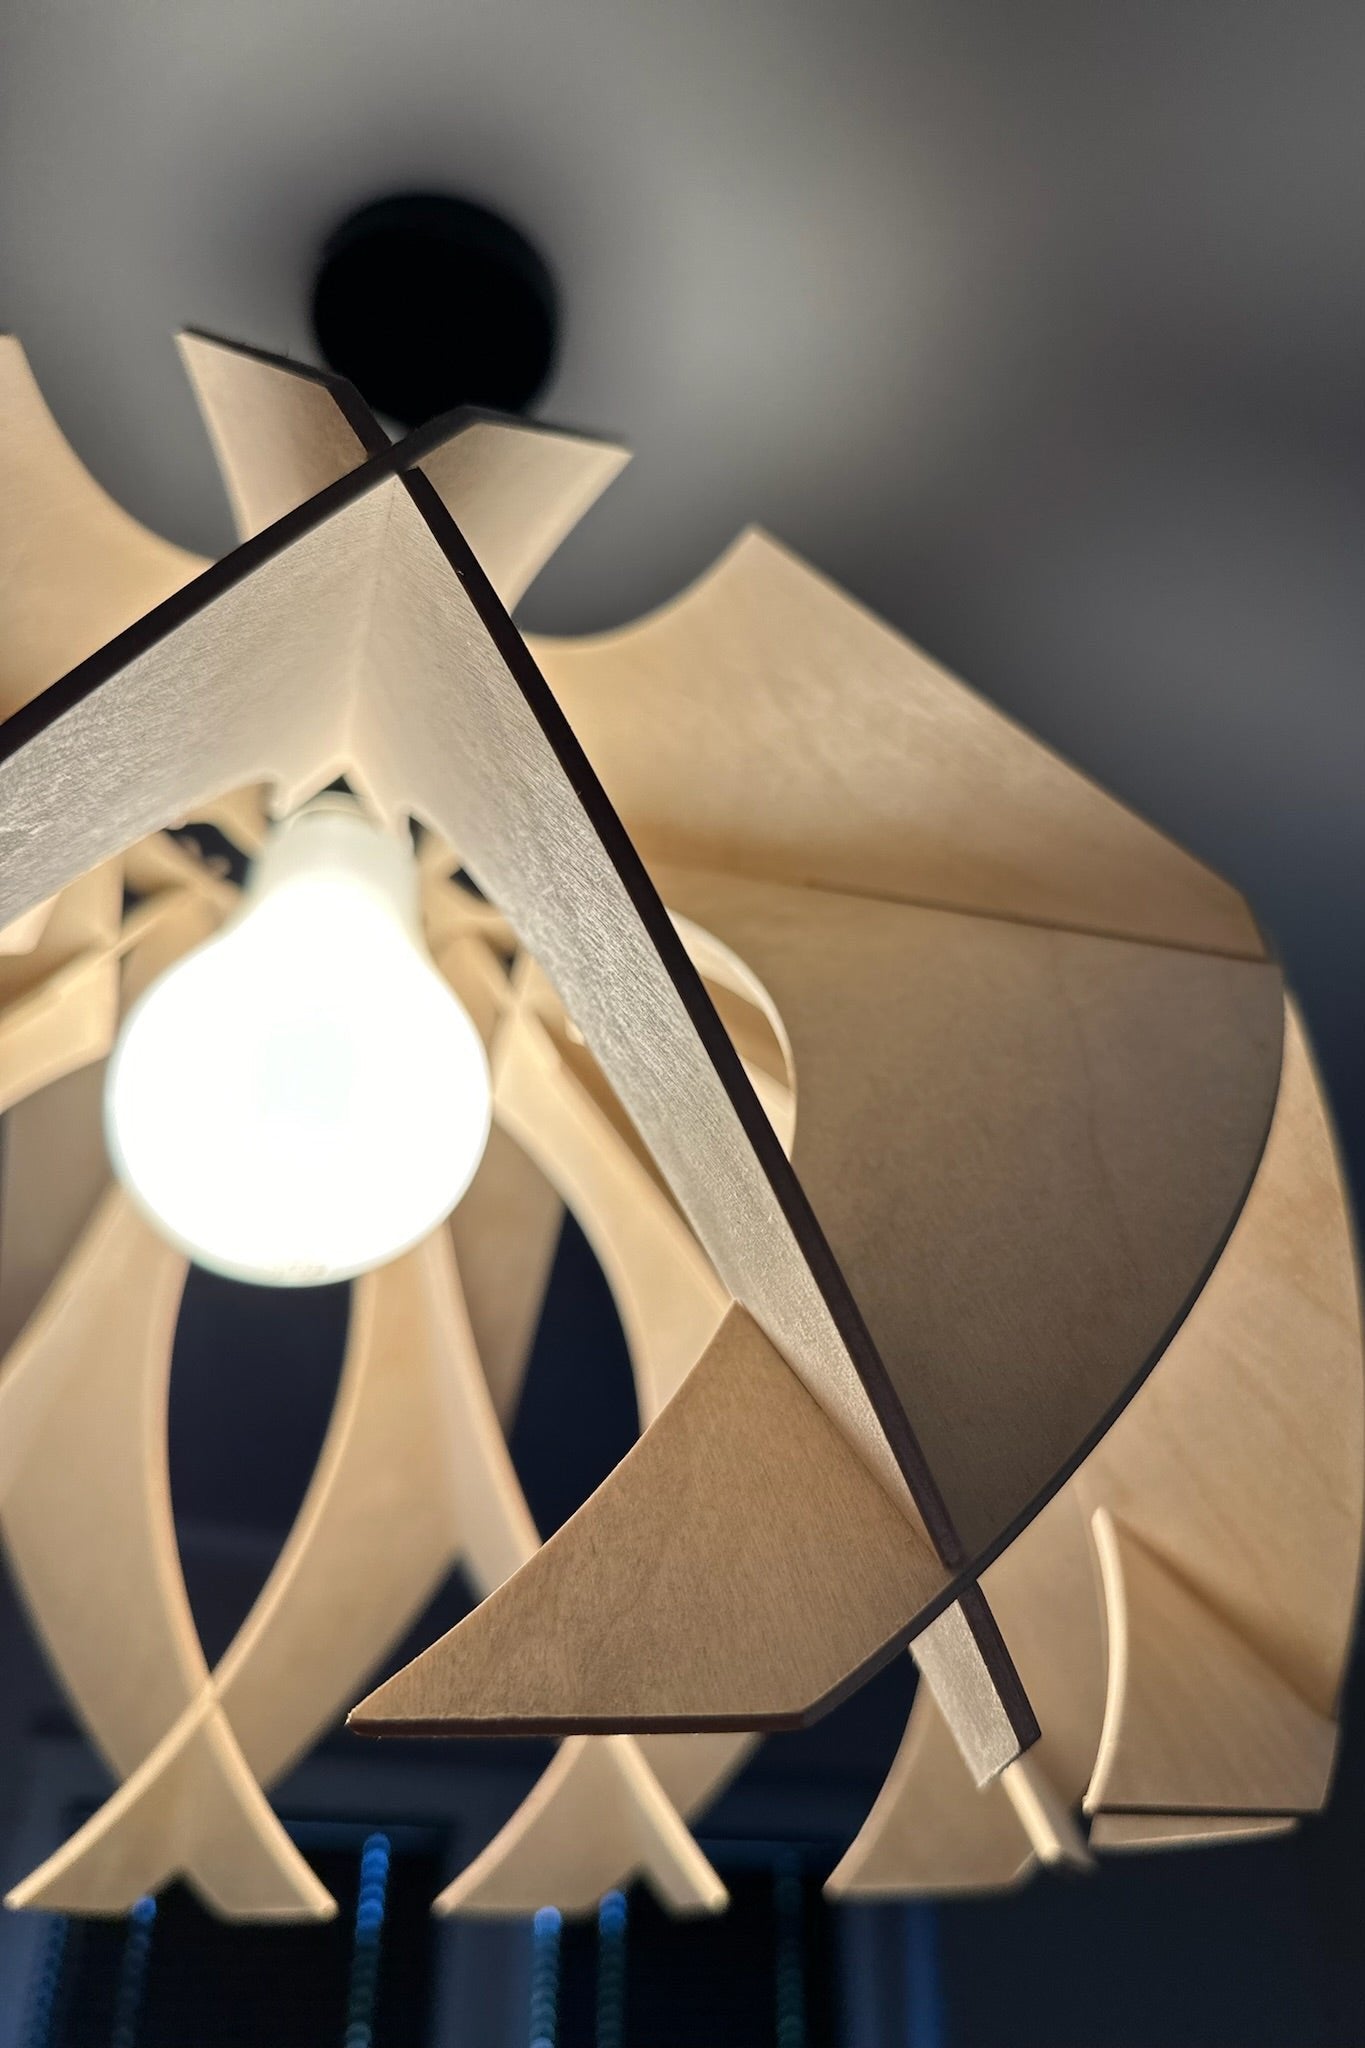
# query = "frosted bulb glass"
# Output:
<box><xmin>105</xmin><ymin>800</ymin><xmax>491</xmax><ymax>1286</ymax></box>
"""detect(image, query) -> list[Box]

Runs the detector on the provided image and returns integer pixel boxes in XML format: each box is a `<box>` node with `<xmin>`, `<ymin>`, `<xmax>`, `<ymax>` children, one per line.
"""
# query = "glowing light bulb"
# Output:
<box><xmin>105</xmin><ymin>798</ymin><xmax>491</xmax><ymax>1286</ymax></box>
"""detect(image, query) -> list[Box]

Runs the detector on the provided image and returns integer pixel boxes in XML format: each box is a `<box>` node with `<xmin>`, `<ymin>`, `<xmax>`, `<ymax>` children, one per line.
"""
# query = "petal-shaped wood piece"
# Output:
<box><xmin>350</xmin><ymin>1306</ymin><xmax>949</xmax><ymax>1735</ymax></box>
<box><xmin>657</xmin><ymin>865</ymin><xmax>1283</xmax><ymax>1558</ymax></box>
<box><xmin>530</xmin><ymin>530</ymin><xmax>1263</xmax><ymax>957</ymax></box>
<box><xmin>0</xmin><ymin>336</ymin><xmax>203</xmax><ymax>714</ymax></box>
<box><xmin>1085</xmin><ymin>1509</ymin><xmax>1337</xmax><ymax>1818</ymax></box>
<box><xmin>435</xmin><ymin>1736</ymin><xmax>727</xmax><ymax>1919</ymax></box>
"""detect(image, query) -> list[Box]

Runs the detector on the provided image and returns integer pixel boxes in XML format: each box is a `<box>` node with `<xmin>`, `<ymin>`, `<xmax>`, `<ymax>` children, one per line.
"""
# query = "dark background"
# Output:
<box><xmin>1</xmin><ymin>2</ymin><xmax>1364</xmax><ymax>2041</ymax></box>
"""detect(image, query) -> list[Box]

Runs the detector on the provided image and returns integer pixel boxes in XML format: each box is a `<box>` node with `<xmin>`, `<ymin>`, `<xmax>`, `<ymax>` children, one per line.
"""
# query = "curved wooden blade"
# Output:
<box><xmin>1077</xmin><ymin>1001</ymin><xmax>1363</xmax><ymax>1723</ymax></box>
<box><xmin>0</xmin><ymin>1190</ymin><xmax>347</xmax><ymax>1917</ymax></box>
<box><xmin>351</xmin><ymin>1306</ymin><xmax>947</xmax><ymax>1735</ymax></box>
<box><xmin>435</xmin><ymin>1735</ymin><xmax>727</xmax><ymax>1919</ymax></box>
<box><xmin>6</xmin><ymin>1695</ymin><xmax>334</xmax><ymax>1922</ymax></box>
<box><xmin>0</xmin><ymin>336</ymin><xmax>203</xmax><ymax>715</ymax></box>
<box><xmin>412</xmin><ymin>418</ymin><xmax>628</xmax><ymax>613</ymax></box>
<box><xmin>210</xmin><ymin>1244</ymin><xmax>467</xmax><ymax>1783</ymax></box>
<box><xmin>659</xmin><ymin>864</ymin><xmax>1283</xmax><ymax>1559</ymax></box>
<box><xmin>529</xmin><ymin>529</ymin><xmax>1263</xmax><ymax>957</ymax></box>
<box><xmin>492</xmin><ymin>1004</ymin><xmax>728</xmax><ymax>1423</ymax></box>
<box><xmin>1085</xmin><ymin>1509</ymin><xmax>1336</xmax><ymax>1819</ymax></box>
<box><xmin>448</xmin><ymin>1123</ymin><xmax>561</xmax><ymax>1430</ymax></box>
<box><xmin>177</xmin><ymin>331</ymin><xmax>385</xmax><ymax>539</ymax></box>
<box><xmin>826</xmin><ymin>1686</ymin><xmax>1034</xmax><ymax>1899</ymax></box>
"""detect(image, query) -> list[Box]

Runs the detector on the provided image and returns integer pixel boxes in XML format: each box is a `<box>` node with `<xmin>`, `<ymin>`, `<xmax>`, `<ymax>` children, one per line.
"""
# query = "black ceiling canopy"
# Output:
<box><xmin>311</xmin><ymin>192</ymin><xmax>559</xmax><ymax>428</ymax></box>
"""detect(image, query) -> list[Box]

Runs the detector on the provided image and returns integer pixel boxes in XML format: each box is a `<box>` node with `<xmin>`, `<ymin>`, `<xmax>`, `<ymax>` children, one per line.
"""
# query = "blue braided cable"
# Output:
<box><xmin>773</xmin><ymin>1855</ymin><xmax>805</xmax><ymax>2048</ymax></box>
<box><xmin>529</xmin><ymin>1904</ymin><xmax>563</xmax><ymax>2048</ymax></box>
<box><xmin>342</xmin><ymin>1832</ymin><xmax>391</xmax><ymax>2048</ymax></box>
<box><xmin>20</xmin><ymin>1913</ymin><xmax>69</xmax><ymax>2048</ymax></box>
<box><xmin>109</xmin><ymin>1896</ymin><xmax>157</xmax><ymax>2048</ymax></box>
<box><xmin>595</xmin><ymin>1890</ymin><xmax>628</xmax><ymax>2048</ymax></box>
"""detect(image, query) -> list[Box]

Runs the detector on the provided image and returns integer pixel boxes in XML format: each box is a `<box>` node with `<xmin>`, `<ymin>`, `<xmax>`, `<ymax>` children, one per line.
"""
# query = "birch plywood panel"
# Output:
<box><xmin>530</xmin><ymin>530</ymin><xmax>1264</xmax><ymax>958</ymax></box>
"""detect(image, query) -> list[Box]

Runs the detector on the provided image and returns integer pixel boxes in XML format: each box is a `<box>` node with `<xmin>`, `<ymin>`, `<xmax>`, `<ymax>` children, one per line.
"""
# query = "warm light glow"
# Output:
<box><xmin>105</xmin><ymin>799</ymin><xmax>491</xmax><ymax>1286</ymax></box>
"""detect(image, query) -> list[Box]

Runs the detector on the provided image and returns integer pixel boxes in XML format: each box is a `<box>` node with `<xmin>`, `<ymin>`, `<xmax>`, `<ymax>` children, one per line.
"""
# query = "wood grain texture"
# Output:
<box><xmin>0</xmin><ymin>336</ymin><xmax>203</xmax><ymax>715</ymax></box>
<box><xmin>530</xmin><ymin>529</ymin><xmax>1264</xmax><ymax>958</ymax></box>
<box><xmin>658</xmin><ymin>864</ymin><xmax>1284</xmax><ymax>1557</ymax></box>
<box><xmin>1085</xmin><ymin>1508</ymin><xmax>1338</xmax><ymax>1817</ymax></box>
<box><xmin>350</xmin><ymin>1305</ymin><xmax>949</xmax><ymax>1734</ymax></box>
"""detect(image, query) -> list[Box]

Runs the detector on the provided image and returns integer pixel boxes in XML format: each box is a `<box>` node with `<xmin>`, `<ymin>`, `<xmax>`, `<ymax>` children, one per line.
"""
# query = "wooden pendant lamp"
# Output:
<box><xmin>0</xmin><ymin>330</ymin><xmax>1357</xmax><ymax>1922</ymax></box>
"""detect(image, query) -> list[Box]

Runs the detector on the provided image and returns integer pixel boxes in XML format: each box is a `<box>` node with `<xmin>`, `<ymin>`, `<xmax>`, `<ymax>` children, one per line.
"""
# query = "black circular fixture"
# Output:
<box><xmin>311</xmin><ymin>193</ymin><xmax>559</xmax><ymax>429</ymax></box>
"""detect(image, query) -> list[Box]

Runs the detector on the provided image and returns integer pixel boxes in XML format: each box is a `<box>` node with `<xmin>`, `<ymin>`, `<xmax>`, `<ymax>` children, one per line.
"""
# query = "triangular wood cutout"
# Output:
<box><xmin>656</xmin><ymin>864</ymin><xmax>1283</xmax><ymax>1556</ymax></box>
<box><xmin>531</xmin><ymin>528</ymin><xmax>1264</xmax><ymax>957</ymax></box>
<box><xmin>351</xmin><ymin>1306</ymin><xmax>948</xmax><ymax>1734</ymax></box>
<box><xmin>1085</xmin><ymin>1509</ymin><xmax>1338</xmax><ymax>1817</ymax></box>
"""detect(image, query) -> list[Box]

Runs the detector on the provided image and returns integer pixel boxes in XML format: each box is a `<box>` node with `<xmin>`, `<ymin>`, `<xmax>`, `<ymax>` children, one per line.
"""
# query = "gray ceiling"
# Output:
<box><xmin>3</xmin><ymin>0</ymin><xmax>1363</xmax><ymax>1169</ymax></box>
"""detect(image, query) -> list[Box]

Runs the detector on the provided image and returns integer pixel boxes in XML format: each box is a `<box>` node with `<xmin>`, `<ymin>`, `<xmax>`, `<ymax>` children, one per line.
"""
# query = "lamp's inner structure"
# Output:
<box><xmin>0</xmin><ymin>327</ymin><xmax>1356</xmax><ymax>1925</ymax></box>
